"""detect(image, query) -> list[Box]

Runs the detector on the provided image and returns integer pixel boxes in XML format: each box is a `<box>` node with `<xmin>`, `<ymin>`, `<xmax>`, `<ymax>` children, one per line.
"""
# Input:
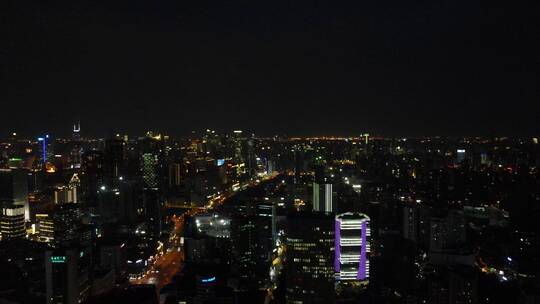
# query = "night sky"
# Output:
<box><xmin>2</xmin><ymin>0</ymin><xmax>539</xmax><ymax>137</ymax></box>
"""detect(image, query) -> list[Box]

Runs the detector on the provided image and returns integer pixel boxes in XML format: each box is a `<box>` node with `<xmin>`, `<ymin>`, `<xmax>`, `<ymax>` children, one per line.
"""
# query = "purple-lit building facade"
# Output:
<box><xmin>335</xmin><ymin>213</ymin><xmax>371</xmax><ymax>282</ymax></box>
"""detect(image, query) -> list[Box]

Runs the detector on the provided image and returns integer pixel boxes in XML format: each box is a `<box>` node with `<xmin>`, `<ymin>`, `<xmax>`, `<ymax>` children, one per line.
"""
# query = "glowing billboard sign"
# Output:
<box><xmin>51</xmin><ymin>256</ymin><xmax>66</xmax><ymax>263</ymax></box>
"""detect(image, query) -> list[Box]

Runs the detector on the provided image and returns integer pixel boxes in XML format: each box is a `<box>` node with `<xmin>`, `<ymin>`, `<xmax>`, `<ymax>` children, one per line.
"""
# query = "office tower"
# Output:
<box><xmin>285</xmin><ymin>212</ymin><xmax>335</xmax><ymax>303</ymax></box>
<box><xmin>72</xmin><ymin>121</ymin><xmax>81</xmax><ymax>140</ymax></box>
<box><xmin>139</xmin><ymin>133</ymin><xmax>167</xmax><ymax>190</ymax></box>
<box><xmin>194</xmin><ymin>274</ymin><xmax>219</xmax><ymax>303</ymax></box>
<box><xmin>232</xmin><ymin>130</ymin><xmax>244</xmax><ymax>164</ymax></box>
<box><xmin>54</xmin><ymin>174</ymin><xmax>80</xmax><ymax>204</ymax></box>
<box><xmin>139</xmin><ymin>134</ymin><xmax>166</xmax><ymax>240</ymax></box>
<box><xmin>45</xmin><ymin>247</ymin><xmax>91</xmax><ymax>304</ymax></box>
<box><xmin>69</xmin><ymin>173</ymin><xmax>80</xmax><ymax>203</ymax></box>
<box><xmin>312</xmin><ymin>181</ymin><xmax>334</xmax><ymax>213</ymax></box>
<box><xmin>97</xmin><ymin>184</ymin><xmax>121</xmax><ymax>223</ymax></box>
<box><xmin>403</xmin><ymin>205</ymin><xmax>419</xmax><ymax>242</ymax></box>
<box><xmin>37</xmin><ymin>135</ymin><xmax>50</xmax><ymax>167</ymax></box>
<box><xmin>100</xmin><ymin>241</ymin><xmax>126</xmax><ymax>279</ymax></box>
<box><xmin>116</xmin><ymin>179</ymin><xmax>142</xmax><ymax>224</ymax></box>
<box><xmin>143</xmin><ymin>189</ymin><xmax>162</xmax><ymax>241</ymax></box>
<box><xmin>429</xmin><ymin>210</ymin><xmax>467</xmax><ymax>253</ymax></box>
<box><xmin>80</xmin><ymin>150</ymin><xmax>104</xmax><ymax>207</ymax></box>
<box><xmin>230</xmin><ymin>215</ymin><xmax>272</xmax><ymax>289</ymax></box>
<box><xmin>141</xmin><ymin>153</ymin><xmax>159</xmax><ymax>189</ymax></box>
<box><xmin>293</xmin><ymin>148</ymin><xmax>304</xmax><ymax>184</ymax></box>
<box><xmin>35</xmin><ymin>204</ymin><xmax>84</xmax><ymax>246</ymax></box>
<box><xmin>0</xmin><ymin>168</ymin><xmax>30</xmax><ymax>221</ymax></box>
<box><xmin>51</xmin><ymin>204</ymin><xmax>82</xmax><ymax>248</ymax></box>
<box><xmin>105</xmin><ymin>181</ymin><xmax>141</xmax><ymax>223</ymax></box>
<box><xmin>168</xmin><ymin>161</ymin><xmax>183</xmax><ymax>190</ymax></box>
<box><xmin>202</xmin><ymin>129</ymin><xmax>221</xmax><ymax>156</ymax></box>
<box><xmin>37</xmin><ymin>213</ymin><xmax>55</xmax><ymax>243</ymax></box>
<box><xmin>245</xmin><ymin>138</ymin><xmax>256</xmax><ymax>177</ymax></box>
<box><xmin>104</xmin><ymin>135</ymin><xmax>126</xmax><ymax>181</ymax></box>
<box><xmin>335</xmin><ymin>212</ymin><xmax>371</xmax><ymax>282</ymax></box>
<box><xmin>0</xmin><ymin>204</ymin><xmax>26</xmax><ymax>240</ymax></box>
<box><xmin>69</xmin><ymin>122</ymin><xmax>82</xmax><ymax>168</ymax></box>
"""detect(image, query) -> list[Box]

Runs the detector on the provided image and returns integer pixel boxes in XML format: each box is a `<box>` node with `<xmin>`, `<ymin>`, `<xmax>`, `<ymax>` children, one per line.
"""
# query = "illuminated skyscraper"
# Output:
<box><xmin>54</xmin><ymin>174</ymin><xmax>80</xmax><ymax>204</ymax></box>
<box><xmin>72</xmin><ymin>121</ymin><xmax>81</xmax><ymax>140</ymax></box>
<box><xmin>285</xmin><ymin>212</ymin><xmax>335</xmax><ymax>303</ymax></box>
<box><xmin>0</xmin><ymin>204</ymin><xmax>26</xmax><ymax>240</ymax></box>
<box><xmin>0</xmin><ymin>168</ymin><xmax>29</xmax><ymax>220</ymax></box>
<box><xmin>139</xmin><ymin>133</ymin><xmax>166</xmax><ymax>240</ymax></box>
<box><xmin>141</xmin><ymin>153</ymin><xmax>159</xmax><ymax>189</ymax></box>
<box><xmin>335</xmin><ymin>213</ymin><xmax>371</xmax><ymax>283</ymax></box>
<box><xmin>69</xmin><ymin>122</ymin><xmax>82</xmax><ymax>168</ymax></box>
<box><xmin>37</xmin><ymin>135</ymin><xmax>50</xmax><ymax>167</ymax></box>
<box><xmin>37</xmin><ymin>213</ymin><xmax>54</xmax><ymax>243</ymax></box>
<box><xmin>312</xmin><ymin>181</ymin><xmax>334</xmax><ymax>213</ymax></box>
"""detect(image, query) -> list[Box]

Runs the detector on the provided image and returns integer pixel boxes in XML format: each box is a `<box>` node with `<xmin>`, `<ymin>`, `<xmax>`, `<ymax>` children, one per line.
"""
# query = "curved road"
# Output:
<box><xmin>131</xmin><ymin>173</ymin><xmax>279</xmax><ymax>292</ymax></box>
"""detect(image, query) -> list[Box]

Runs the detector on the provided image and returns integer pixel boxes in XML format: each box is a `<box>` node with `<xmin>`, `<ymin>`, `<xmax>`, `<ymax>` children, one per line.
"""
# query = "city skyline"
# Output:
<box><xmin>0</xmin><ymin>121</ymin><xmax>538</xmax><ymax>303</ymax></box>
<box><xmin>3</xmin><ymin>125</ymin><xmax>540</xmax><ymax>140</ymax></box>
<box><xmin>1</xmin><ymin>1</ymin><xmax>539</xmax><ymax>303</ymax></box>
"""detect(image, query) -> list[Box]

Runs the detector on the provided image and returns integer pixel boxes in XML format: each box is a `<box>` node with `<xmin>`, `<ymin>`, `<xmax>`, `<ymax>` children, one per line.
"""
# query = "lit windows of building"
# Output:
<box><xmin>285</xmin><ymin>212</ymin><xmax>335</xmax><ymax>303</ymax></box>
<box><xmin>335</xmin><ymin>213</ymin><xmax>371</xmax><ymax>283</ymax></box>
<box><xmin>36</xmin><ymin>213</ymin><xmax>55</xmax><ymax>243</ymax></box>
<box><xmin>0</xmin><ymin>204</ymin><xmax>26</xmax><ymax>240</ymax></box>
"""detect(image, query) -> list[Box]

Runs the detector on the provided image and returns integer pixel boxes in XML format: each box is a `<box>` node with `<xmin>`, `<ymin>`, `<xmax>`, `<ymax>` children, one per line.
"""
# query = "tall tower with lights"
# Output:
<box><xmin>335</xmin><ymin>212</ymin><xmax>371</xmax><ymax>284</ymax></box>
<box><xmin>72</xmin><ymin>121</ymin><xmax>81</xmax><ymax>140</ymax></box>
<box><xmin>70</xmin><ymin>121</ymin><xmax>82</xmax><ymax>168</ymax></box>
<box><xmin>37</xmin><ymin>135</ymin><xmax>50</xmax><ymax>168</ymax></box>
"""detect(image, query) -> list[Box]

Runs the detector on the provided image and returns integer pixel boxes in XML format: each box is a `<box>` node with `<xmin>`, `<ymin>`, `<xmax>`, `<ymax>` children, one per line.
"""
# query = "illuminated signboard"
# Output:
<box><xmin>216</xmin><ymin>159</ymin><xmax>225</xmax><ymax>166</ymax></box>
<box><xmin>51</xmin><ymin>256</ymin><xmax>66</xmax><ymax>263</ymax></box>
<box><xmin>201</xmin><ymin>276</ymin><xmax>216</xmax><ymax>283</ymax></box>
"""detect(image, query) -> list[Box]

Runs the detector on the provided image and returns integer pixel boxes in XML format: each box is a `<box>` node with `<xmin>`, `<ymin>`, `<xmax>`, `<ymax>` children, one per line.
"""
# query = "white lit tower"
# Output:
<box><xmin>73</xmin><ymin>121</ymin><xmax>81</xmax><ymax>140</ymax></box>
<box><xmin>312</xmin><ymin>180</ymin><xmax>335</xmax><ymax>213</ymax></box>
<box><xmin>70</xmin><ymin>121</ymin><xmax>82</xmax><ymax>168</ymax></box>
